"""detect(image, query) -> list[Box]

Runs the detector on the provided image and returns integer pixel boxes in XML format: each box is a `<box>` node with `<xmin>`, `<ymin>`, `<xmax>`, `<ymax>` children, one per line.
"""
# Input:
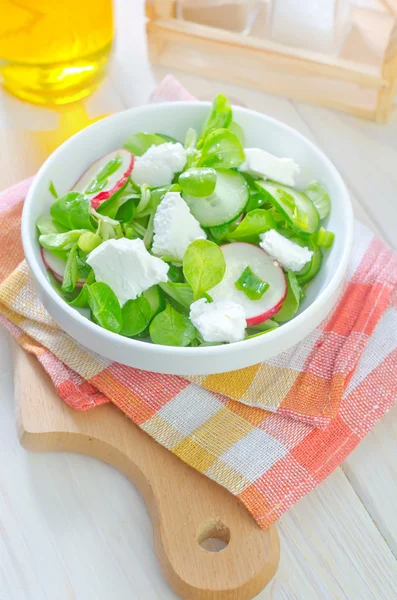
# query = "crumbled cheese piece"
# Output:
<box><xmin>239</xmin><ymin>148</ymin><xmax>300</xmax><ymax>186</ymax></box>
<box><xmin>259</xmin><ymin>229</ymin><xmax>313</xmax><ymax>272</ymax></box>
<box><xmin>151</xmin><ymin>192</ymin><xmax>206</xmax><ymax>261</ymax></box>
<box><xmin>190</xmin><ymin>298</ymin><xmax>246</xmax><ymax>343</ymax></box>
<box><xmin>87</xmin><ymin>238</ymin><xmax>169</xmax><ymax>306</ymax></box>
<box><xmin>131</xmin><ymin>142</ymin><xmax>187</xmax><ymax>187</ymax></box>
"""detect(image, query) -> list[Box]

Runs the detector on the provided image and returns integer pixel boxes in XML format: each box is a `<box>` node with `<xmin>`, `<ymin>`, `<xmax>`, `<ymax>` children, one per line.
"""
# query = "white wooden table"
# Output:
<box><xmin>1</xmin><ymin>1</ymin><xmax>397</xmax><ymax>598</ymax></box>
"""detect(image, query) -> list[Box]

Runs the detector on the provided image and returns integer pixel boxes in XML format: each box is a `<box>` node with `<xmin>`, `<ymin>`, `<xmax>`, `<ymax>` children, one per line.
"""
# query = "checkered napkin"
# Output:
<box><xmin>1</xmin><ymin>77</ymin><xmax>397</xmax><ymax>529</ymax></box>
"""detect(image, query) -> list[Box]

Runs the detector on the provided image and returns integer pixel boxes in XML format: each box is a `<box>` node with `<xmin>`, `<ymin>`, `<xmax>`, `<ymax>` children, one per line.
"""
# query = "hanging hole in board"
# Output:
<box><xmin>197</xmin><ymin>519</ymin><xmax>230</xmax><ymax>552</ymax></box>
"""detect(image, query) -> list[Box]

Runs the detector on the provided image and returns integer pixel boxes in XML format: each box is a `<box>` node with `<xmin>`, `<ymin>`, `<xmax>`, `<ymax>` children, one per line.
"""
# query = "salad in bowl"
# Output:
<box><xmin>36</xmin><ymin>95</ymin><xmax>335</xmax><ymax>349</ymax></box>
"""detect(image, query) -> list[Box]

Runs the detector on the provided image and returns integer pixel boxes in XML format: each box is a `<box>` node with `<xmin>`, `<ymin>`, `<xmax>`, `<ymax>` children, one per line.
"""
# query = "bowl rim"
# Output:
<box><xmin>22</xmin><ymin>101</ymin><xmax>354</xmax><ymax>359</ymax></box>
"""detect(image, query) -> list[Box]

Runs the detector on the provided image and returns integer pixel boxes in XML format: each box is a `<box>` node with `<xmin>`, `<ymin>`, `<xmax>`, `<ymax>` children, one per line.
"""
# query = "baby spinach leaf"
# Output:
<box><xmin>96</xmin><ymin>186</ymin><xmax>138</xmax><ymax>219</ymax></box>
<box><xmin>68</xmin><ymin>271</ymin><xmax>95</xmax><ymax>308</ymax></box>
<box><xmin>197</xmin><ymin>94</ymin><xmax>232</xmax><ymax>149</ymax></box>
<box><xmin>39</xmin><ymin>230</ymin><xmax>86</xmax><ymax>252</ymax></box>
<box><xmin>155</xmin><ymin>133</ymin><xmax>180</xmax><ymax>143</ymax></box>
<box><xmin>244</xmin><ymin>174</ymin><xmax>272</xmax><ymax>212</ymax></box>
<box><xmin>121</xmin><ymin>295</ymin><xmax>152</xmax><ymax>337</ymax></box>
<box><xmin>274</xmin><ymin>272</ymin><xmax>301</xmax><ymax>323</ymax></box>
<box><xmin>159</xmin><ymin>282</ymin><xmax>194</xmax><ymax>313</ymax></box>
<box><xmin>48</xmin><ymin>180</ymin><xmax>59</xmax><ymax>199</ymax></box>
<box><xmin>123</xmin><ymin>132</ymin><xmax>166</xmax><ymax>156</ymax></box>
<box><xmin>179</xmin><ymin>168</ymin><xmax>216</xmax><ymax>197</ymax></box>
<box><xmin>143</xmin><ymin>285</ymin><xmax>166</xmax><ymax>317</ymax></box>
<box><xmin>85</xmin><ymin>155</ymin><xmax>123</xmax><ymax>195</ymax></box>
<box><xmin>245</xmin><ymin>320</ymin><xmax>279</xmax><ymax>339</ymax></box>
<box><xmin>167</xmin><ymin>265</ymin><xmax>185</xmax><ymax>283</ymax></box>
<box><xmin>235</xmin><ymin>266</ymin><xmax>269</xmax><ymax>300</ymax></box>
<box><xmin>183</xmin><ymin>239</ymin><xmax>226</xmax><ymax>300</ymax></box>
<box><xmin>209</xmin><ymin>222</ymin><xmax>233</xmax><ymax>242</ymax></box>
<box><xmin>76</xmin><ymin>249</ymin><xmax>92</xmax><ymax>279</ymax></box>
<box><xmin>149</xmin><ymin>304</ymin><xmax>196</xmax><ymax>347</ymax></box>
<box><xmin>227</xmin><ymin>209</ymin><xmax>276</xmax><ymax>244</ymax></box>
<box><xmin>47</xmin><ymin>270</ymin><xmax>78</xmax><ymax>302</ymax></box>
<box><xmin>198</xmin><ymin>129</ymin><xmax>245</xmax><ymax>170</ymax></box>
<box><xmin>61</xmin><ymin>245</ymin><xmax>78</xmax><ymax>293</ymax></box>
<box><xmin>50</xmin><ymin>192</ymin><xmax>94</xmax><ymax>231</ymax></box>
<box><xmin>36</xmin><ymin>215</ymin><xmax>66</xmax><ymax>235</ymax></box>
<box><xmin>86</xmin><ymin>282</ymin><xmax>123</xmax><ymax>333</ymax></box>
<box><xmin>228</xmin><ymin>121</ymin><xmax>245</xmax><ymax>146</ymax></box>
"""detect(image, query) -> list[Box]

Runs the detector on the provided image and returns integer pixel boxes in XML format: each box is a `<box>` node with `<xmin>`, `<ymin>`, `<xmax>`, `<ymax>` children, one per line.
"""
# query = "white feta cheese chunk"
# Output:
<box><xmin>190</xmin><ymin>298</ymin><xmax>246</xmax><ymax>343</ymax></box>
<box><xmin>131</xmin><ymin>142</ymin><xmax>187</xmax><ymax>187</ymax></box>
<box><xmin>87</xmin><ymin>238</ymin><xmax>169</xmax><ymax>306</ymax></box>
<box><xmin>152</xmin><ymin>192</ymin><xmax>206</xmax><ymax>261</ymax></box>
<box><xmin>259</xmin><ymin>229</ymin><xmax>313</xmax><ymax>272</ymax></box>
<box><xmin>239</xmin><ymin>148</ymin><xmax>300</xmax><ymax>186</ymax></box>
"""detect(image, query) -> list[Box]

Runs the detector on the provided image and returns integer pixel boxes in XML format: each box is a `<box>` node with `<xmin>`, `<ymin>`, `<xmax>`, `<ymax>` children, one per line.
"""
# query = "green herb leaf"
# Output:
<box><xmin>123</xmin><ymin>132</ymin><xmax>166</xmax><ymax>156</ymax></box>
<box><xmin>121</xmin><ymin>295</ymin><xmax>152</xmax><ymax>337</ymax></box>
<box><xmin>167</xmin><ymin>265</ymin><xmax>185</xmax><ymax>283</ymax></box>
<box><xmin>50</xmin><ymin>192</ymin><xmax>94</xmax><ymax>231</ymax></box>
<box><xmin>39</xmin><ymin>230</ymin><xmax>87</xmax><ymax>251</ymax></box>
<box><xmin>86</xmin><ymin>282</ymin><xmax>123</xmax><ymax>333</ymax></box>
<box><xmin>228</xmin><ymin>121</ymin><xmax>245</xmax><ymax>146</ymax></box>
<box><xmin>198</xmin><ymin>129</ymin><xmax>245</xmax><ymax>170</ymax></box>
<box><xmin>209</xmin><ymin>222</ymin><xmax>232</xmax><ymax>242</ymax></box>
<box><xmin>227</xmin><ymin>209</ymin><xmax>276</xmax><ymax>244</ymax></box>
<box><xmin>69</xmin><ymin>271</ymin><xmax>95</xmax><ymax>308</ymax></box>
<box><xmin>197</xmin><ymin>94</ymin><xmax>232</xmax><ymax>149</ymax></box>
<box><xmin>244</xmin><ymin>174</ymin><xmax>272</xmax><ymax>212</ymax></box>
<box><xmin>179</xmin><ymin>168</ymin><xmax>217</xmax><ymax>197</ymax></box>
<box><xmin>149</xmin><ymin>304</ymin><xmax>196</xmax><ymax>347</ymax></box>
<box><xmin>159</xmin><ymin>282</ymin><xmax>194</xmax><ymax>313</ymax></box>
<box><xmin>304</xmin><ymin>180</ymin><xmax>331</xmax><ymax>220</ymax></box>
<box><xmin>274</xmin><ymin>272</ymin><xmax>301</xmax><ymax>323</ymax></box>
<box><xmin>96</xmin><ymin>184</ymin><xmax>139</xmax><ymax>219</ymax></box>
<box><xmin>36</xmin><ymin>215</ymin><xmax>66</xmax><ymax>235</ymax></box>
<box><xmin>49</xmin><ymin>180</ymin><xmax>58</xmax><ymax>199</ymax></box>
<box><xmin>183</xmin><ymin>239</ymin><xmax>226</xmax><ymax>300</ymax></box>
<box><xmin>235</xmin><ymin>266</ymin><xmax>269</xmax><ymax>300</ymax></box>
<box><xmin>61</xmin><ymin>245</ymin><xmax>78</xmax><ymax>293</ymax></box>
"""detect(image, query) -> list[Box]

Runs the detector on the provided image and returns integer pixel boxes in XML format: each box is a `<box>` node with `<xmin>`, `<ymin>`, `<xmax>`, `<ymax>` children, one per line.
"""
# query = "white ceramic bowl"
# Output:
<box><xmin>22</xmin><ymin>102</ymin><xmax>353</xmax><ymax>375</ymax></box>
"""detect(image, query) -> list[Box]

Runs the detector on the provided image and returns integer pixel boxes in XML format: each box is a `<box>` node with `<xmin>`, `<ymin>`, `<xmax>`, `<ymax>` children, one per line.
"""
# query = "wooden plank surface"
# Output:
<box><xmin>1</xmin><ymin>1</ymin><xmax>397</xmax><ymax>598</ymax></box>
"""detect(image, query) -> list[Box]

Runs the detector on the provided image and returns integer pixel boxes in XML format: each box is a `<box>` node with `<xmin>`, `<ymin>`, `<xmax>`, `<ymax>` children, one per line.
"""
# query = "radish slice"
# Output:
<box><xmin>73</xmin><ymin>149</ymin><xmax>134</xmax><ymax>209</ymax></box>
<box><xmin>41</xmin><ymin>248</ymin><xmax>85</xmax><ymax>288</ymax></box>
<box><xmin>209</xmin><ymin>242</ymin><xmax>287</xmax><ymax>326</ymax></box>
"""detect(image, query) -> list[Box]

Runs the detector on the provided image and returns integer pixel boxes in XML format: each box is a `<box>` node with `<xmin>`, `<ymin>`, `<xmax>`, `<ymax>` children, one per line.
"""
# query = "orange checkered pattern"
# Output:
<box><xmin>0</xmin><ymin>79</ymin><xmax>396</xmax><ymax>529</ymax></box>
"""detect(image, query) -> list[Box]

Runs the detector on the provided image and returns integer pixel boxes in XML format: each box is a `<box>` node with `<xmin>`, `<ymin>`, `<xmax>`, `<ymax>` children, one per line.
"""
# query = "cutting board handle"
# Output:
<box><xmin>13</xmin><ymin>345</ymin><xmax>280</xmax><ymax>600</ymax></box>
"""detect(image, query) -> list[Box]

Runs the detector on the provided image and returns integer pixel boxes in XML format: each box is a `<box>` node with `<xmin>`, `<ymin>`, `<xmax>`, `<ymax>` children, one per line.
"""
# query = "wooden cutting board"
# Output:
<box><xmin>13</xmin><ymin>344</ymin><xmax>280</xmax><ymax>600</ymax></box>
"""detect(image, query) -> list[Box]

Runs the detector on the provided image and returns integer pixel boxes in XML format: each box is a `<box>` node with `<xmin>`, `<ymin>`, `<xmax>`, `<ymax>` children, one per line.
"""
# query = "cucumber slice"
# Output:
<box><xmin>304</xmin><ymin>180</ymin><xmax>330</xmax><ymax>220</ymax></box>
<box><xmin>183</xmin><ymin>169</ymin><xmax>248</xmax><ymax>227</ymax></box>
<box><xmin>255</xmin><ymin>180</ymin><xmax>319</xmax><ymax>235</ymax></box>
<box><xmin>283</xmin><ymin>232</ymin><xmax>322</xmax><ymax>284</ymax></box>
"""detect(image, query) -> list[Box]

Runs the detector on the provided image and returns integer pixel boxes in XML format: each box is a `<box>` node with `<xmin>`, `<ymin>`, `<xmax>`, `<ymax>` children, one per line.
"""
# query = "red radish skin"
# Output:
<box><xmin>41</xmin><ymin>247</ymin><xmax>85</xmax><ymax>288</ymax></box>
<box><xmin>246</xmin><ymin>295</ymin><xmax>285</xmax><ymax>326</ymax></box>
<box><xmin>73</xmin><ymin>149</ymin><xmax>134</xmax><ymax>209</ymax></box>
<box><xmin>210</xmin><ymin>242</ymin><xmax>287</xmax><ymax>327</ymax></box>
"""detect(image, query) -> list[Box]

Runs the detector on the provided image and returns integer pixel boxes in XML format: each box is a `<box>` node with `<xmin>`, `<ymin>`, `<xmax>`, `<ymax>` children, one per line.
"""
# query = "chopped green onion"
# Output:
<box><xmin>135</xmin><ymin>184</ymin><xmax>151</xmax><ymax>215</ymax></box>
<box><xmin>315</xmin><ymin>227</ymin><xmax>335</xmax><ymax>248</ymax></box>
<box><xmin>78</xmin><ymin>232</ymin><xmax>102</xmax><ymax>253</ymax></box>
<box><xmin>235</xmin><ymin>266</ymin><xmax>269</xmax><ymax>300</ymax></box>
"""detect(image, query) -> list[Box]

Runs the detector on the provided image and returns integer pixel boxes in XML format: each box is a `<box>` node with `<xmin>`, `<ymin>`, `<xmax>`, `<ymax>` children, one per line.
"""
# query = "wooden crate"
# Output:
<box><xmin>146</xmin><ymin>0</ymin><xmax>397</xmax><ymax>123</ymax></box>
